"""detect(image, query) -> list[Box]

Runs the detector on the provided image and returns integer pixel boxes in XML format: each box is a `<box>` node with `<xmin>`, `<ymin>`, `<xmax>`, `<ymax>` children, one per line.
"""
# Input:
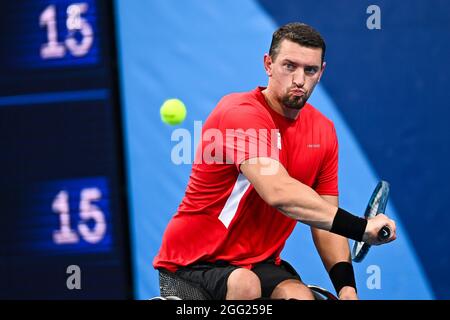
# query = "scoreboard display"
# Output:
<box><xmin>0</xmin><ymin>0</ymin><xmax>132</xmax><ymax>299</ymax></box>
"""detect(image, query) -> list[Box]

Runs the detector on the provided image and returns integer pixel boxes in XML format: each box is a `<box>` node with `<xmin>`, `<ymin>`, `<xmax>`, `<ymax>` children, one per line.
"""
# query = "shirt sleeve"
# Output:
<box><xmin>314</xmin><ymin>123</ymin><xmax>339</xmax><ymax>196</ymax></box>
<box><xmin>218</xmin><ymin>105</ymin><xmax>280</xmax><ymax>171</ymax></box>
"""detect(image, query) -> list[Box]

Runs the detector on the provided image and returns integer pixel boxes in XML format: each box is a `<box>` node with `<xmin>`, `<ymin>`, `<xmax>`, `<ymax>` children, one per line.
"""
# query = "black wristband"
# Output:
<box><xmin>328</xmin><ymin>261</ymin><xmax>357</xmax><ymax>294</ymax></box>
<box><xmin>330</xmin><ymin>208</ymin><xmax>367</xmax><ymax>242</ymax></box>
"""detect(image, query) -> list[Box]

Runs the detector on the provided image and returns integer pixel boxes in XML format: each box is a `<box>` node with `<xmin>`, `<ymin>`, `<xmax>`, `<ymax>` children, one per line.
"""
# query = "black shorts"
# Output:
<box><xmin>174</xmin><ymin>260</ymin><xmax>302</xmax><ymax>300</ymax></box>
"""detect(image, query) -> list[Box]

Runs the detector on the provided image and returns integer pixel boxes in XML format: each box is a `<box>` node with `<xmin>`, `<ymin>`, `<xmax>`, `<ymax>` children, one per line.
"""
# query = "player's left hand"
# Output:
<box><xmin>338</xmin><ymin>286</ymin><xmax>358</xmax><ymax>300</ymax></box>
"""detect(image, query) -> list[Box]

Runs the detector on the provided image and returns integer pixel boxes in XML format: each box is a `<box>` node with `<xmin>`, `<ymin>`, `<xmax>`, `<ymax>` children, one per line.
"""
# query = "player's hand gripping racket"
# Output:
<box><xmin>352</xmin><ymin>181</ymin><xmax>391</xmax><ymax>262</ymax></box>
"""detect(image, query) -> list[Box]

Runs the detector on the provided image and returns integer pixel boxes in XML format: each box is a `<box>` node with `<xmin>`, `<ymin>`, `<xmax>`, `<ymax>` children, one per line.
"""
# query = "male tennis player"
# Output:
<box><xmin>154</xmin><ymin>22</ymin><xmax>396</xmax><ymax>300</ymax></box>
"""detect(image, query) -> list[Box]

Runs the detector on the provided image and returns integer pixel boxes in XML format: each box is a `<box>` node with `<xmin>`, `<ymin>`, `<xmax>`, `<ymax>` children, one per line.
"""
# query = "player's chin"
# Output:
<box><xmin>284</xmin><ymin>98</ymin><xmax>306</xmax><ymax>110</ymax></box>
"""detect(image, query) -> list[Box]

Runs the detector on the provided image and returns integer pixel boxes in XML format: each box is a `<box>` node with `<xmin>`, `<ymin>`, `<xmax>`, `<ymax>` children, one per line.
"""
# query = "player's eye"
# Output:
<box><xmin>284</xmin><ymin>63</ymin><xmax>296</xmax><ymax>71</ymax></box>
<box><xmin>305</xmin><ymin>67</ymin><xmax>318</xmax><ymax>75</ymax></box>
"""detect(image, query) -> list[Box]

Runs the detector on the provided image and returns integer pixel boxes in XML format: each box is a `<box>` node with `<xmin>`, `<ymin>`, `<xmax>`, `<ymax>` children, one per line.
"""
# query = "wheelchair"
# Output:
<box><xmin>151</xmin><ymin>269</ymin><xmax>338</xmax><ymax>300</ymax></box>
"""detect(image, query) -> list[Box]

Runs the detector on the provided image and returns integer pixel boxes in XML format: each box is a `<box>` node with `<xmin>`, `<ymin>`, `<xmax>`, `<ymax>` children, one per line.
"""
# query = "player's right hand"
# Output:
<box><xmin>363</xmin><ymin>214</ymin><xmax>397</xmax><ymax>245</ymax></box>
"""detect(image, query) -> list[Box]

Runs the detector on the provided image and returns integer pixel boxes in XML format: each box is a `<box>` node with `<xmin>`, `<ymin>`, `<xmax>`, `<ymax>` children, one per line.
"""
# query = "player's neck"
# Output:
<box><xmin>261</xmin><ymin>88</ymin><xmax>300</xmax><ymax>120</ymax></box>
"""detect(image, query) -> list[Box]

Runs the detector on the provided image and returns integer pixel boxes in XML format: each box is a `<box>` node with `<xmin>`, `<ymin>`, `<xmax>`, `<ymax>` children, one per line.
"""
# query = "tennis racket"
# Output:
<box><xmin>307</xmin><ymin>285</ymin><xmax>338</xmax><ymax>300</ymax></box>
<box><xmin>352</xmin><ymin>181</ymin><xmax>391</xmax><ymax>262</ymax></box>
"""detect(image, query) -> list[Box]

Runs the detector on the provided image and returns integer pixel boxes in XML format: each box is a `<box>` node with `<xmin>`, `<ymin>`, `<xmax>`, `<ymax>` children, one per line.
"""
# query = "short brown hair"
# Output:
<box><xmin>269</xmin><ymin>22</ymin><xmax>326</xmax><ymax>64</ymax></box>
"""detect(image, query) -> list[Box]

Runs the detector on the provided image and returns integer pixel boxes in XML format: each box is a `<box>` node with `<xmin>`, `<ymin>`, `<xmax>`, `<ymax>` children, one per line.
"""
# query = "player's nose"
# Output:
<box><xmin>292</xmin><ymin>70</ymin><xmax>305</xmax><ymax>87</ymax></box>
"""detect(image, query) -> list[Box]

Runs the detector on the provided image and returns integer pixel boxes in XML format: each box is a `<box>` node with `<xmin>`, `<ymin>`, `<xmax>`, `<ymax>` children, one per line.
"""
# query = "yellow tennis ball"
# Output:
<box><xmin>160</xmin><ymin>98</ymin><xmax>187</xmax><ymax>125</ymax></box>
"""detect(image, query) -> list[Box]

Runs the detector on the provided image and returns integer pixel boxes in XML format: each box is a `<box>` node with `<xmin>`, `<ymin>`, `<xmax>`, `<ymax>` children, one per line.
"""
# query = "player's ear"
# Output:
<box><xmin>318</xmin><ymin>61</ymin><xmax>326</xmax><ymax>83</ymax></box>
<box><xmin>264</xmin><ymin>54</ymin><xmax>273</xmax><ymax>77</ymax></box>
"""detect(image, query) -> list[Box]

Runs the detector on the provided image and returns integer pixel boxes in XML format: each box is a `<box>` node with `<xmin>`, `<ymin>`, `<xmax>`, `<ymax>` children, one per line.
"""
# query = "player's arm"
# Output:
<box><xmin>239</xmin><ymin>158</ymin><xmax>395</xmax><ymax>245</ymax></box>
<box><xmin>311</xmin><ymin>195</ymin><xmax>358</xmax><ymax>300</ymax></box>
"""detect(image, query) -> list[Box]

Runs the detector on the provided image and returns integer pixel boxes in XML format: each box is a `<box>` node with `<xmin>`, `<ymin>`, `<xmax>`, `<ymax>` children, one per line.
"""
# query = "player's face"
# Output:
<box><xmin>265</xmin><ymin>40</ymin><xmax>325</xmax><ymax>110</ymax></box>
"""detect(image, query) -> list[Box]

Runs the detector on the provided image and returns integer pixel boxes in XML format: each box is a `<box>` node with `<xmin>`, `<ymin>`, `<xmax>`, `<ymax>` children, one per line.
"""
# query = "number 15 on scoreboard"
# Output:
<box><xmin>40</xmin><ymin>2</ymin><xmax>94</xmax><ymax>59</ymax></box>
<box><xmin>24</xmin><ymin>177</ymin><xmax>113</xmax><ymax>254</ymax></box>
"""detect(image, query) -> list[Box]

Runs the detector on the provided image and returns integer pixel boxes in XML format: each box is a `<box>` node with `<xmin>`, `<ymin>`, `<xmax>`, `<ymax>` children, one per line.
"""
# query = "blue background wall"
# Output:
<box><xmin>115</xmin><ymin>0</ymin><xmax>450</xmax><ymax>299</ymax></box>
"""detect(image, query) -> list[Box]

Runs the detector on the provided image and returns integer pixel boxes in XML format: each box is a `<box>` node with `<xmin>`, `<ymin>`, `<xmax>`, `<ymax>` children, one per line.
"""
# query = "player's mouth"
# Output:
<box><xmin>290</xmin><ymin>89</ymin><xmax>306</xmax><ymax>97</ymax></box>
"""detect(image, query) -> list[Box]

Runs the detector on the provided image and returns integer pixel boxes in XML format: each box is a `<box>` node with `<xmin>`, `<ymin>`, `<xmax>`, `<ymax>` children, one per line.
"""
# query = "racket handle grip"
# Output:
<box><xmin>378</xmin><ymin>226</ymin><xmax>391</xmax><ymax>241</ymax></box>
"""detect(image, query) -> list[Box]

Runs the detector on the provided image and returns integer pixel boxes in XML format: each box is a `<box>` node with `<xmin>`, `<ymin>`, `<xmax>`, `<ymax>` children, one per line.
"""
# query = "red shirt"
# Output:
<box><xmin>153</xmin><ymin>87</ymin><xmax>338</xmax><ymax>272</ymax></box>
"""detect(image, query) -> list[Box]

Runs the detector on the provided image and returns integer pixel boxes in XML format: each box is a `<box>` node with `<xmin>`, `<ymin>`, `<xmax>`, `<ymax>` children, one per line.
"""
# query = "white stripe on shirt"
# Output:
<box><xmin>218</xmin><ymin>173</ymin><xmax>251</xmax><ymax>228</ymax></box>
